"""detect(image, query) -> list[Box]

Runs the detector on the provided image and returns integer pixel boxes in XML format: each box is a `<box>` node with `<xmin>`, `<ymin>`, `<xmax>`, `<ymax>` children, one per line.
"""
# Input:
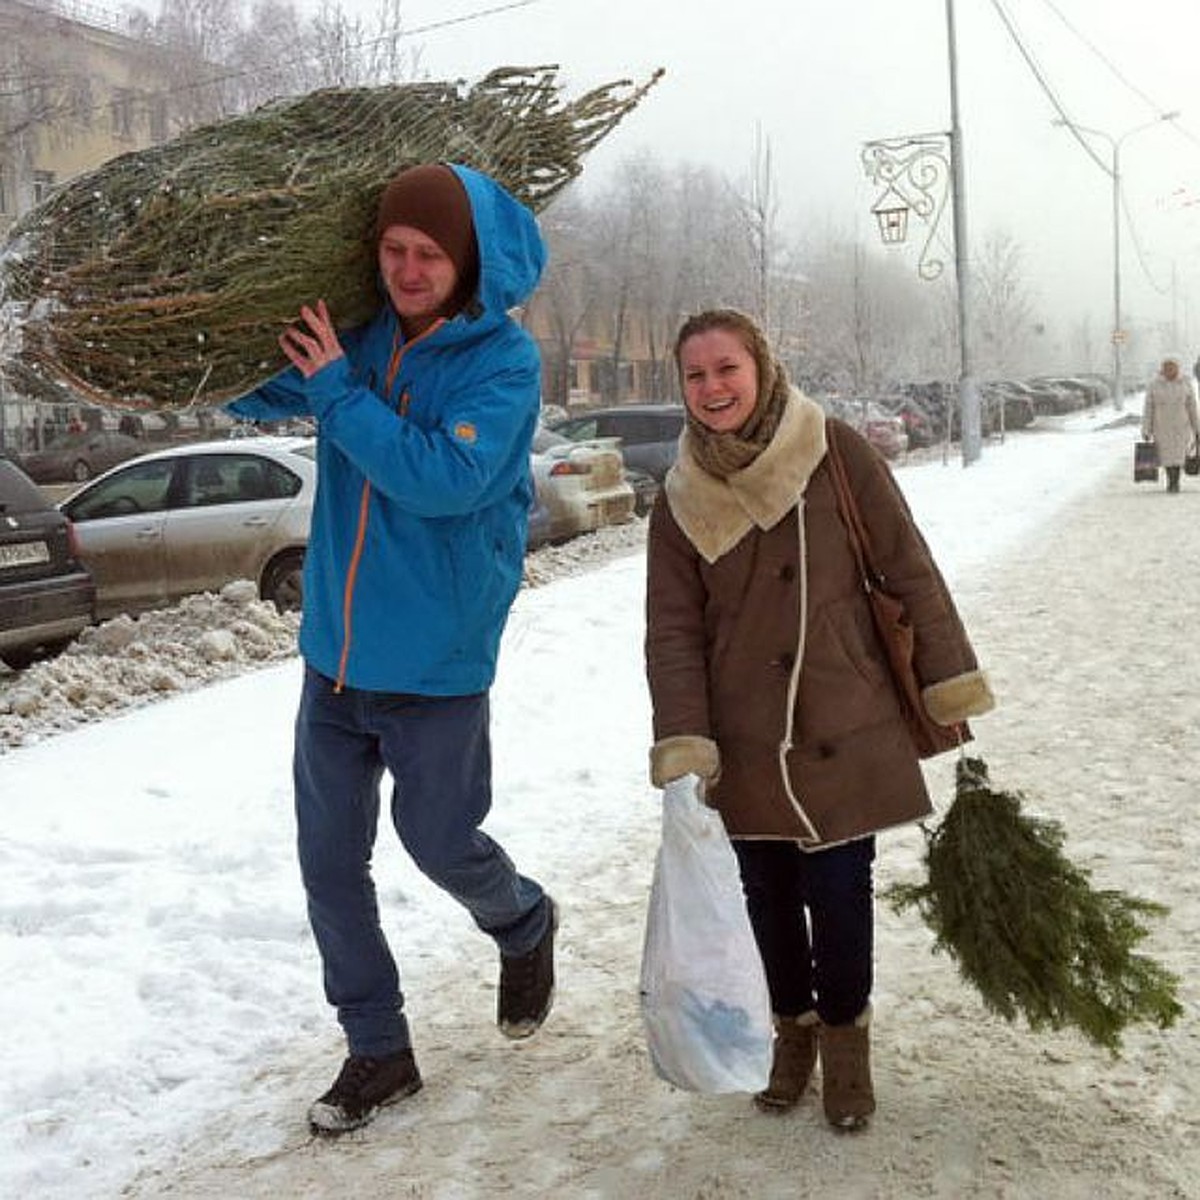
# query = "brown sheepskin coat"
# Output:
<box><xmin>645</xmin><ymin>390</ymin><xmax>994</xmax><ymax>847</ymax></box>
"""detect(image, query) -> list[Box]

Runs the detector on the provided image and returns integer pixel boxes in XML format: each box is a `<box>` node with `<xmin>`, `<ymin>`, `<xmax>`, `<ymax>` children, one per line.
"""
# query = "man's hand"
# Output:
<box><xmin>280</xmin><ymin>300</ymin><xmax>345</xmax><ymax>379</ymax></box>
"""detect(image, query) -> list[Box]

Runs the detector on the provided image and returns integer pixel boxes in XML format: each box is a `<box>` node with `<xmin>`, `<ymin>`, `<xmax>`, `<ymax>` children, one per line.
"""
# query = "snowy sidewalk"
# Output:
<box><xmin>111</xmin><ymin>437</ymin><xmax>1200</xmax><ymax>1200</ymax></box>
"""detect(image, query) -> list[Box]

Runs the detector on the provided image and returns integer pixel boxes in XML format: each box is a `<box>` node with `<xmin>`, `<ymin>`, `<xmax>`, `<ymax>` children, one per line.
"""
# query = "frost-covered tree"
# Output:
<box><xmin>974</xmin><ymin>229</ymin><xmax>1039</xmax><ymax>377</ymax></box>
<box><xmin>127</xmin><ymin>0</ymin><xmax>414</xmax><ymax>130</ymax></box>
<box><xmin>741</xmin><ymin>122</ymin><xmax>776</xmax><ymax>329</ymax></box>
<box><xmin>525</xmin><ymin>190</ymin><xmax>602</xmax><ymax>407</ymax></box>
<box><xmin>795</xmin><ymin>233</ymin><xmax>933</xmax><ymax>395</ymax></box>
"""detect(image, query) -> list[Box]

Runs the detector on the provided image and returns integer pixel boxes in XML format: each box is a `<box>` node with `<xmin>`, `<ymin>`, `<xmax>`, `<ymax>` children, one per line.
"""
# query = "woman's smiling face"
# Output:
<box><xmin>678</xmin><ymin>327</ymin><xmax>760</xmax><ymax>433</ymax></box>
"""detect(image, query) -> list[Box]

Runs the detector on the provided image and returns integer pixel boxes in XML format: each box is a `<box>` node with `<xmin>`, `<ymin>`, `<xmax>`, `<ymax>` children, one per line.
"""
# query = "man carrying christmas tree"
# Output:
<box><xmin>227</xmin><ymin>162</ymin><xmax>556</xmax><ymax>1135</ymax></box>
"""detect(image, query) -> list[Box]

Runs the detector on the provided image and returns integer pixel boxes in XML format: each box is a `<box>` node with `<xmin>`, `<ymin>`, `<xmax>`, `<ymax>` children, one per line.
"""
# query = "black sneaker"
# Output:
<box><xmin>498</xmin><ymin>896</ymin><xmax>557</xmax><ymax>1039</ymax></box>
<box><xmin>307</xmin><ymin>1049</ymin><xmax>422</xmax><ymax>1135</ymax></box>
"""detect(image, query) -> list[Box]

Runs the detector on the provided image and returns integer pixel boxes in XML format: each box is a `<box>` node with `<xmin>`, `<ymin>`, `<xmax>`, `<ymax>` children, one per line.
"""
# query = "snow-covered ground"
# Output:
<box><xmin>5</xmin><ymin>407</ymin><xmax>1197</xmax><ymax>1199</ymax></box>
<box><xmin>0</xmin><ymin>523</ymin><xmax>648</xmax><ymax>750</ymax></box>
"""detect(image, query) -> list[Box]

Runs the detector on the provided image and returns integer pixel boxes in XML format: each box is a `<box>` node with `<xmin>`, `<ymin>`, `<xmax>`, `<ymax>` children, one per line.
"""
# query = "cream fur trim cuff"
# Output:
<box><xmin>922</xmin><ymin>670</ymin><xmax>996</xmax><ymax>726</ymax></box>
<box><xmin>649</xmin><ymin>735</ymin><xmax>721</xmax><ymax>788</ymax></box>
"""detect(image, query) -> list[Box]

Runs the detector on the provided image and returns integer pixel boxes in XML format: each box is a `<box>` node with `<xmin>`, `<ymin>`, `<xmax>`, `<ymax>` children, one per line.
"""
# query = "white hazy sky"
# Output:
<box><xmin>320</xmin><ymin>0</ymin><xmax>1200</xmax><ymax>367</ymax></box>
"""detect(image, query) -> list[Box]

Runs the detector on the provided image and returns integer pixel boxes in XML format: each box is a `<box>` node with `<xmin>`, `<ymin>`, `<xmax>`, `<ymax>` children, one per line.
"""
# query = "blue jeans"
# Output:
<box><xmin>293</xmin><ymin>666</ymin><xmax>547</xmax><ymax>1057</ymax></box>
<box><xmin>732</xmin><ymin>836</ymin><xmax>875</xmax><ymax>1027</ymax></box>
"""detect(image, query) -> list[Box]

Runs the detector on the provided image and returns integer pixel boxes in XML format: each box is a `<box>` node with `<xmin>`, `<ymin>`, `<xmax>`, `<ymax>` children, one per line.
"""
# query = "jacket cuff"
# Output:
<box><xmin>922</xmin><ymin>670</ymin><xmax>995</xmax><ymax>726</ymax></box>
<box><xmin>306</xmin><ymin>356</ymin><xmax>353</xmax><ymax>421</ymax></box>
<box><xmin>649</xmin><ymin>735</ymin><xmax>721</xmax><ymax>788</ymax></box>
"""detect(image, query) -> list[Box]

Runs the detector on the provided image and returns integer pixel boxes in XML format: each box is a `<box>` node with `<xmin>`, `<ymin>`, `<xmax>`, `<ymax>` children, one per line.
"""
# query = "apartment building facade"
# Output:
<box><xmin>0</xmin><ymin>0</ymin><xmax>178</xmax><ymax>448</ymax></box>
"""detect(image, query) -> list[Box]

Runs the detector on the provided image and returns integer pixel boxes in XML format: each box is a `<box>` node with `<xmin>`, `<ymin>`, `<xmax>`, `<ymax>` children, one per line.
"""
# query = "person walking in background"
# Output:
<box><xmin>227</xmin><ymin>162</ymin><xmax>556</xmax><ymax>1136</ymax></box>
<box><xmin>644</xmin><ymin>309</ymin><xmax>993</xmax><ymax>1130</ymax></box>
<box><xmin>1142</xmin><ymin>354</ymin><xmax>1200</xmax><ymax>493</ymax></box>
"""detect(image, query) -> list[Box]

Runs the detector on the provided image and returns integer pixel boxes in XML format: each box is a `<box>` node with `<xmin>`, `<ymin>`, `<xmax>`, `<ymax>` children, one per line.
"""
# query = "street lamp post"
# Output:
<box><xmin>861</xmin><ymin>0</ymin><xmax>982</xmax><ymax>466</ymax></box>
<box><xmin>1053</xmin><ymin>112</ymin><xmax>1178</xmax><ymax>410</ymax></box>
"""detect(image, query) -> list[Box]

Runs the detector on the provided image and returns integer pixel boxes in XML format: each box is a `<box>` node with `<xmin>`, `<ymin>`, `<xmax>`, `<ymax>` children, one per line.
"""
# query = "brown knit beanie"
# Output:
<box><xmin>376</xmin><ymin>163</ymin><xmax>480</xmax><ymax>308</ymax></box>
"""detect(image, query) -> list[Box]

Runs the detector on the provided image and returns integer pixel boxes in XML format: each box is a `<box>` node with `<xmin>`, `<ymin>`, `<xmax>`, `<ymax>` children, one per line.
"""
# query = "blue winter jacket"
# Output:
<box><xmin>227</xmin><ymin>164</ymin><xmax>546</xmax><ymax>694</ymax></box>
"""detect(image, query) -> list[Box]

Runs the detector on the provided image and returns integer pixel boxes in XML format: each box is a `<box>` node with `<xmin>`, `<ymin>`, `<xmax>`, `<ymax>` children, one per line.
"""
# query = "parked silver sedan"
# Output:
<box><xmin>59</xmin><ymin>438</ymin><xmax>314</xmax><ymax>620</ymax></box>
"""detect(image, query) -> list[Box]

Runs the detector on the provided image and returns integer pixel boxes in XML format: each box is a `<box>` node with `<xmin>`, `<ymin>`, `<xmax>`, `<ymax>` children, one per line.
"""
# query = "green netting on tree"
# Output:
<box><xmin>886</xmin><ymin>756</ymin><xmax>1182</xmax><ymax>1055</ymax></box>
<box><xmin>0</xmin><ymin>64</ymin><xmax>662</xmax><ymax>411</ymax></box>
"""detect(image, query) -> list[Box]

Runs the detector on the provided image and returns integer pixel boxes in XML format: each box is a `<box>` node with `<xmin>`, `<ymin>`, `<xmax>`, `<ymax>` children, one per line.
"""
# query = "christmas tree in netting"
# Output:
<box><xmin>0</xmin><ymin>65</ymin><xmax>662</xmax><ymax>412</ymax></box>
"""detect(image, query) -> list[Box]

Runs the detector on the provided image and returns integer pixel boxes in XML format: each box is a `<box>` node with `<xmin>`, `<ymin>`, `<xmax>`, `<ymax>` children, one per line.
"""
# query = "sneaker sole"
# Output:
<box><xmin>498</xmin><ymin>898</ymin><xmax>558</xmax><ymax>1039</ymax></box>
<box><xmin>498</xmin><ymin>984</ymin><xmax>556</xmax><ymax>1039</ymax></box>
<box><xmin>308</xmin><ymin>1076</ymin><xmax>424</xmax><ymax>1136</ymax></box>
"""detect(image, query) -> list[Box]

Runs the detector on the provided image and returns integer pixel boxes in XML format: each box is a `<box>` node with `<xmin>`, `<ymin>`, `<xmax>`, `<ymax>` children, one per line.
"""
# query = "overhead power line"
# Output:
<box><xmin>1034</xmin><ymin>0</ymin><xmax>1200</xmax><ymax>161</ymax></box>
<box><xmin>42</xmin><ymin>0</ymin><xmax>539</xmax><ymax>113</ymax></box>
<box><xmin>986</xmin><ymin>0</ymin><xmax>1108</xmax><ymax>175</ymax></box>
<box><xmin>988</xmin><ymin>0</ymin><xmax>1180</xmax><ymax>293</ymax></box>
<box><xmin>152</xmin><ymin>0</ymin><xmax>539</xmax><ymax>102</ymax></box>
<box><xmin>1036</xmin><ymin>0</ymin><xmax>1163</xmax><ymax>115</ymax></box>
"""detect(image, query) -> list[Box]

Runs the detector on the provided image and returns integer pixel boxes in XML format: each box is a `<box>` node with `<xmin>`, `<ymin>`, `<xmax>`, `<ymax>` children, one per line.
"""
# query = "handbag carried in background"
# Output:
<box><xmin>826</xmin><ymin>426</ymin><xmax>967</xmax><ymax>759</ymax></box>
<box><xmin>1184</xmin><ymin>438</ymin><xmax>1200</xmax><ymax>477</ymax></box>
<box><xmin>1134</xmin><ymin>440</ymin><xmax>1160</xmax><ymax>483</ymax></box>
<box><xmin>639</xmin><ymin>775</ymin><xmax>773</xmax><ymax>1094</ymax></box>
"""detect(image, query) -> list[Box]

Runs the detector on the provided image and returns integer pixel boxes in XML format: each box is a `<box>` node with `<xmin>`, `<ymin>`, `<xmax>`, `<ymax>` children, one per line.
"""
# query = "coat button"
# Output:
<box><xmin>776</xmin><ymin>651</ymin><xmax>796</xmax><ymax>671</ymax></box>
<box><xmin>778</xmin><ymin>564</ymin><xmax>796</xmax><ymax>581</ymax></box>
<box><xmin>817</xmin><ymin>742</ymin><xmax>835</xmax><ymax>759</ymax></box>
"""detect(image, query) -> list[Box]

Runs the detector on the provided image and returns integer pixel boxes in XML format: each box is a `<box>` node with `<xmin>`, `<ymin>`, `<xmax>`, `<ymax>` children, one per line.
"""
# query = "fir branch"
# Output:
<box><xmin>886</xmin><ymin>756</ymin><xmax>1183</xmax><ymax>1054</ymax></box>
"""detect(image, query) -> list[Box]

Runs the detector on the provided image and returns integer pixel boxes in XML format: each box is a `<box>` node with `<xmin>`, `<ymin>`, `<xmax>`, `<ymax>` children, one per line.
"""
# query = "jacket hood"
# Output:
<box><xmin>449</xmin><ymin>163</ymin><xmax>546</xmax><ymax>320</ymax></box>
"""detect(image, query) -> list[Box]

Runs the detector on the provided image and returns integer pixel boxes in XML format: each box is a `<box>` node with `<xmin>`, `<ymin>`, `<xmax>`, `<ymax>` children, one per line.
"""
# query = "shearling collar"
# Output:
<box><xmin>664</xmin><ymin>388</ymin><xmax>827</xmax><ymax>563</ymax></box>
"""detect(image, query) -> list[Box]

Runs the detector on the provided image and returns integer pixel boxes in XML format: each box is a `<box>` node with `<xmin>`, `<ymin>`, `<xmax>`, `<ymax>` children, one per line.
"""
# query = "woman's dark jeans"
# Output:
<box><xmin>732</xmin><ymin>836</ymin><xmax>875</xmax><ymax>1026</ymax></box>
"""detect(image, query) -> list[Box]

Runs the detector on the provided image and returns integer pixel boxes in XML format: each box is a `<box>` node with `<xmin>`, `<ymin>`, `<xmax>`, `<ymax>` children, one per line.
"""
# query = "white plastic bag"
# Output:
<box><xmin>639</xmin><ymin>774</ymin><xmax>773</xmax><ymax>1093</ymax></box>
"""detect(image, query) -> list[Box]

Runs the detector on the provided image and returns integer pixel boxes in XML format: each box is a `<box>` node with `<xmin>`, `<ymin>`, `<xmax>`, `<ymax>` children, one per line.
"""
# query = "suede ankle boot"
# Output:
<box><xmin>754</xmin><ymin>1011</ymin><xmax>818</xmax><ymax>1112</ymax></box>
<box><xmin>819</xmin><ymin>1007</ymin><xmax>875</xmax><ymax>1130</ymax></box>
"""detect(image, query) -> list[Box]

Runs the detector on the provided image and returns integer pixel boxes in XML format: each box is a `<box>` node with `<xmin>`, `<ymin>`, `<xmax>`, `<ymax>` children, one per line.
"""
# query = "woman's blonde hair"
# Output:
<box><xmin>673</xmin><ymin>308</ymin><xmax>772</xmax><ymax>381</ymax></box>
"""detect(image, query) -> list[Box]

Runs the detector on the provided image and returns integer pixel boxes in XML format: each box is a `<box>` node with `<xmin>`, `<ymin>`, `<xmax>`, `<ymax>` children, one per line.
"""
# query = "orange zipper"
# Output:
<box><xmin>333</xmin><ymin>318</ymin><xmax>445</xmax><ymax>691</ymax></box>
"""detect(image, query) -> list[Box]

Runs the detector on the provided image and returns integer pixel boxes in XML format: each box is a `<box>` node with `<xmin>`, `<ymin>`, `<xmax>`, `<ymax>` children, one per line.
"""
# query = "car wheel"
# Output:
<box><xmin>72</xmin><ymin>459</ymin><xmax>91</xmax><ymax>482</ymax></box>
<box><xmin>261</xmin><ymin>550</ymin><xmax>304</xmax><ymax>613</ymax></box>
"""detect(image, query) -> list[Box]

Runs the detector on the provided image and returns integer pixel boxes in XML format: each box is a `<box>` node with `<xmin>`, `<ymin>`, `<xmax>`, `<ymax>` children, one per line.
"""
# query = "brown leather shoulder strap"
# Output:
<box><xmin>826</xmin><ymin>421</ymin><xmax>880</xmax><ymax>586</ymax></box>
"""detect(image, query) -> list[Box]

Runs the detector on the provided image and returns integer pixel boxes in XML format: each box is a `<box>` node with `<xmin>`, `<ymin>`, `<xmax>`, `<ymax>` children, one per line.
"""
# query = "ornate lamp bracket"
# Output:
<box><xmin>861</xmin><ymin>133</ymin><xmax>952</xmax><ymax>281</ymax></box>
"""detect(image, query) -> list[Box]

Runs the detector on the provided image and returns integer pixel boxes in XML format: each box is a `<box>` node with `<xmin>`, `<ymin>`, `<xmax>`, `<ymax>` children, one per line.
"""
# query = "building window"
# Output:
<box><xmin>111</xmin><ymin>88</ymin><xmax>133</xmax><ymax>138</ymax></box>
<box><xmin>69</xmin><ymin>77</ymin><xmax>95</xmax><ymax>127</ymax></box>
<box><xmin>33</xmin><ymin>171</ymin><xmax>56</xmax><ymax>205</ymax></box>
<box><xmin>148</xmin><ymin>94</ymin><xmax>168</xmax><ymax>143</ymax></box>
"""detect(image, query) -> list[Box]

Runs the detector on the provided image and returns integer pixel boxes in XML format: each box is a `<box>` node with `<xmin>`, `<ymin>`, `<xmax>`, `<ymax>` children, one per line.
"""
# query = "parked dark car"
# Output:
<box><xmin>879</xmin><ymin>394</ymin><xmax>937</xmax><ymax>448</ymax></box>
<box><xmin>0</xmin><ymin>454</ymin><xmax>95</xmax><ymax>670</ymax></box>
<box><xmin>625</xmin><ymin>468</ymin><xmax>660</xmax><ymax>516</ymax></box>
<box><xmin>19</xmin><ymin>430</ymin><xmax>145</xmax><ymax>483</ymax></box>
<box><xmin>548</xmin><ymin>403</ymin><xmax>686</xmax><ymax>482</ymax></box>
<box><xmin>975</xmin><ymin>383</ymin><xmax>1035</xmax><ymax>431</ymax></box>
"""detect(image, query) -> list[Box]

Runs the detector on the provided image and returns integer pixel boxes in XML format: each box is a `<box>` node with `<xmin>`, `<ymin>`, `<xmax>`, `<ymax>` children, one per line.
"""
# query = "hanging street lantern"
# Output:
<box><xmin>870</xmin><ymin>187</ymin><xmax>911</xmax><ymax>244</ymax></box>
<box><xmin>861</xmin><ymin>133</ymin><xmax>952</xmax><ymax>280</ymax></box>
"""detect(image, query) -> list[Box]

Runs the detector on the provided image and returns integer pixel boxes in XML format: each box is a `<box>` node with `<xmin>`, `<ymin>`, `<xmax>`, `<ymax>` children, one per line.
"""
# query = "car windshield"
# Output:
<box><xmin>65</xmin><ymin>458</ymin><xmax>176</xmax><ymax>520</ymax></box>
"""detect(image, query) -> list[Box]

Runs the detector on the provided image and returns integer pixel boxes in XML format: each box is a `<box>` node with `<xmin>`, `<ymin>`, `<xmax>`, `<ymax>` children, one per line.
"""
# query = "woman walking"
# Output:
<box><xmin>1142</xmin><ymin>355</ymin><xmax>1200</xmax><ymax>493</ymax></box>
<box><xmin>644</xmin><ymin>309</ymin><xmax>994</xmax><ymax>1129</ymax></box>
